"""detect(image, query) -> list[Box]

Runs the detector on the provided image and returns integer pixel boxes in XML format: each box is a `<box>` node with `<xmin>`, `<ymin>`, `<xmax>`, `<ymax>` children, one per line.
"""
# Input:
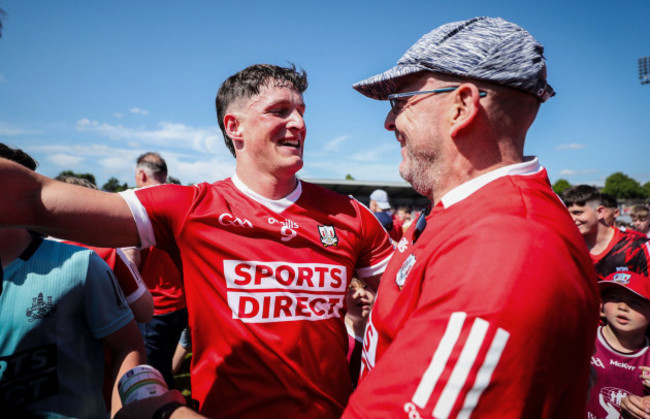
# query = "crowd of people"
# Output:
<box><xmin>3</xmin><ymin>14</ymin><xmax>650</xmax><ymax>419</ymax></box>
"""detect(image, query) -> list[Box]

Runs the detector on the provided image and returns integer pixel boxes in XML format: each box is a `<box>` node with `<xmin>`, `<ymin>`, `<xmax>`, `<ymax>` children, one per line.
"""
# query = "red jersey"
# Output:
<box><xmin>344</xmin><ymin>158</ymin><xmax>600</xmax><ymax>418</ymax></box>
<box><xmin>587</xmin><ymin>326</ymin><xmax>650</xmax><ymax>419</ymax></box>
<box><xmin>121</xmin><ymin>176</ymin><xmax>394</xmax><ymax>418</ymax></box>
<box><xmin>591</xmin><ymin>227</ymin><xmax>650</xmax><ymax>280</ymax></box>
<box><xmin>138</xmin><ymin>246</ymin><xmax>185</xmax><ymax>315</ymax></box>
<box><xmin>61</xmin><ymin>241</ymin><xmax>146</xmax><ymax>303</ymax></box>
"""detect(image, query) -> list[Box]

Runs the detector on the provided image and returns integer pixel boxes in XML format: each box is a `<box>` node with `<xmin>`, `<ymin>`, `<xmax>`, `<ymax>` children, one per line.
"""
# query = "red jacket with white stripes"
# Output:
<box><xmin>344</xmin><ymin>163</ymin><xmax>600</xmax><ymax>418</ymax></box>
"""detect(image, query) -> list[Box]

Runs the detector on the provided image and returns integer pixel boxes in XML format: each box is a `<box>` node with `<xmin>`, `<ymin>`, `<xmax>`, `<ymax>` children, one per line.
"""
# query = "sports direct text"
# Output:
<box><xmin>224</xmin><ymin>260</ymin><xmax>347</xmax><ymax>323</ymax></box>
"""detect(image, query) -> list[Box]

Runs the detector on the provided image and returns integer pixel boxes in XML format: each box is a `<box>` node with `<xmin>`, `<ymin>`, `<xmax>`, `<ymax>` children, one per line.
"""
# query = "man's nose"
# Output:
<box><xmin>384</xmin><ymin>110</ymin><xmax>396</xmax><ymax>132</ymax></box>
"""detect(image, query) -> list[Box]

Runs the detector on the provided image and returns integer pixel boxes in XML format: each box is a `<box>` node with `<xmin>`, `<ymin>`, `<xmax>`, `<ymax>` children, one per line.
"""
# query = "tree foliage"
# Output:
<box><xmin>601</xmin><ymin>172</ymin><xmax>645</xmax><ymax>200</ymax></box>
<box><xmin>345</xmin><ymin>174</ymin><xmax>355</xmax><ymax>180</ymax></box>
<box><xmin>643</xmin><ymin>182</ymin><xmax>650</xmax><ymax>199</ymax></box>
<box><xmin>552</xmin><ymin>179</ymin><xmax>572</xmax><ymax>196</ymax></box>
<box><xmin>57</xmin><ymin>170</ymin><xmax>97</xmax><ymax>186</ymax></box>
<box><xmin>102</xmin><ymin>177</ymin><xmax>130</xmax><ymax>192</ymax></box>
<box><xmin>167</xmin><ymin>176</ymin><xmax>181</xmax><ymax>185</ymax></box>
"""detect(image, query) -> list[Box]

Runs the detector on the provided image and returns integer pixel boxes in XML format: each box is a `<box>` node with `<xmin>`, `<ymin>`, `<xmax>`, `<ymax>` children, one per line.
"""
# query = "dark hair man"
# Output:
<box><xmin>0</xmin><ymin>64</ymin><xmax>393</xmax><ymax>418</ymax></box>
<box><xmin>343</xmin><ymin>17</ymin><xmax>599</xmax><ymax>418</ymax></box>
<box><xmin>563</xmin><ymin>184</ymin><xmax>650</xmax><ymax>281</ymax></box>
<box><xmin>127</xmin><ymin>151</ymin><xmax>187</xmax><ymax>388</ymax></box>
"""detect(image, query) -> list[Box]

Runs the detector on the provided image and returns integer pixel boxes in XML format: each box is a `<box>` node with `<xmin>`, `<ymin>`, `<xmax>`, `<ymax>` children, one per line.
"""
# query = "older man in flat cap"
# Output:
<box><xmin>344</xmin><ymin>17</ymin><xmax>599</xmax><ymax>418</ymax></box>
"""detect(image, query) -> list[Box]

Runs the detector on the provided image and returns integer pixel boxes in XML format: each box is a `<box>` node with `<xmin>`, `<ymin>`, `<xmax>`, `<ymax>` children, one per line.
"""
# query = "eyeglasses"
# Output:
<box><xmin>387</xmin><ymin>86</ymin><xmax>487</xmax><ymax>114</ymax></box>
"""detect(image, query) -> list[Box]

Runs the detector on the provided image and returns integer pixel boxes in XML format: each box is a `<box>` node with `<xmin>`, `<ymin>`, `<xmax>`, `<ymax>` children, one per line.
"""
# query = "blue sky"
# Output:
<box><xmin>1</xmin><ymin>1</ymin><xmax>648</xmax><ymax>189</ymax></box>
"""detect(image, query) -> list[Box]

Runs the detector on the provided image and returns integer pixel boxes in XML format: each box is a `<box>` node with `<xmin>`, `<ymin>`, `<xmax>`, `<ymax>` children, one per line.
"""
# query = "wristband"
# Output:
<box><xmin>118</xmin><ymin>364</ymin><xmax>168</xmax><ymax>405</ymax></box>
<box><xmin>153</xmin><ymin>401</ymin><xmax>185</xmax><ymax>419</ymax></box>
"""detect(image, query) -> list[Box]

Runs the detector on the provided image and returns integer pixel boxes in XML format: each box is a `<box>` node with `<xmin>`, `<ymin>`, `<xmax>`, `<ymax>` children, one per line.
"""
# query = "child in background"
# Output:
<box><xmin>588</xmin><ymin>271</ymin><xmax>650</xmax><ymax>418</ymax></box>
<box><xmin>345</xmin><ymin>278</ymin><xmax>376</xmax><ymax>388</ymax></box>
<box><xmin>631</xmin><ymin>205</ymin><xmax>650</xmax><ymax>238</ymax></box>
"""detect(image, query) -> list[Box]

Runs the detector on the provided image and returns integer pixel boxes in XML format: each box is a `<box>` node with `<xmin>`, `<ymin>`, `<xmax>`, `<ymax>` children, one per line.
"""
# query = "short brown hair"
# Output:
<box><xmin>215</xmin><ymin>64</ymin><xmax>308</xmax><ymax>157</ymax></box>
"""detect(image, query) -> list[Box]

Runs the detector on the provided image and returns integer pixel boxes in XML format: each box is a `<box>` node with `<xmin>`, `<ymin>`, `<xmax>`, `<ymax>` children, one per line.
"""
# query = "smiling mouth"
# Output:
<box><xmin>279</xmin><ymin>138</ymin><xmax>301</xmax><ymax>148</ymax></box>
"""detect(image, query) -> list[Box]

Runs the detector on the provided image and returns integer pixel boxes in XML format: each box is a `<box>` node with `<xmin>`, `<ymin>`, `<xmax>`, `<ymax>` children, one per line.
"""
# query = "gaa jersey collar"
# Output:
<box><xmin>231</xmin><ymin>174</ymin><xmax>302</xmax><ymax>214</ymax></box>
<box><xmin>439</xmin><ymin>156</ymin><xmax>543</xmax><ymax>209</ymax></box>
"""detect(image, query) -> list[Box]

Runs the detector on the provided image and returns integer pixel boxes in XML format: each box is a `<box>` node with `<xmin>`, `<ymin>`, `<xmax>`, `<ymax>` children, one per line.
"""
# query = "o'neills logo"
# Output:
<box><xmin>224</xmin><ymin>260</ymin><xmax>347</xmax><ymax>323</ymax></box>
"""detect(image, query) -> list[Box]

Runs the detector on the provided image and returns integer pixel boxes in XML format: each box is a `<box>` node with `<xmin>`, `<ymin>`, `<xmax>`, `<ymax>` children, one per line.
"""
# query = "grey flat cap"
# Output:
<box><xmin>353</xmin><ymin>16</ymin><xmax>555</xmax><ymax>102</ymax></box>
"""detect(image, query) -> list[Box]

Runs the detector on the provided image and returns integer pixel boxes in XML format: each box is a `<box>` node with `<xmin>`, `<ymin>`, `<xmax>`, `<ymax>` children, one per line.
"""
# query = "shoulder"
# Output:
<box><xmin>299</xmin><ymin>181</ymin><xmax>363</xmax><ymax>215</ymax></box>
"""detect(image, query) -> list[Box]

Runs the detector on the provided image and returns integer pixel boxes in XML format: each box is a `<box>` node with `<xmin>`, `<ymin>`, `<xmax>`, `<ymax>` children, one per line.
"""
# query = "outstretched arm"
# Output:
<box><xmin>0</xmin><ymin>157</ymin><xmax>140</xmax><ymax>247</ymax></box>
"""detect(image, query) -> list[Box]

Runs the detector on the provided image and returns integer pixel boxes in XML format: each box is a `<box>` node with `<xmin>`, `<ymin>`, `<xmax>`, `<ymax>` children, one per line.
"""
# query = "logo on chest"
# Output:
<box><xmin>268</xmin><ymin>217</ymin><xmax>299</xmax><ymax>242</ymax></box>
<box><xmin>395</xmin><ymin>254</ymin><xmax>416</xmax><ymax>290</ymax></box>
<box><xmin>25</xmin><ymin>293</ymin><xmax>57</xmax><ymax>322</ymax></box>
<box><xmin>318</xmin><ymin>225</ymin><xmax>339</xmax><ymax>247</ymax></box>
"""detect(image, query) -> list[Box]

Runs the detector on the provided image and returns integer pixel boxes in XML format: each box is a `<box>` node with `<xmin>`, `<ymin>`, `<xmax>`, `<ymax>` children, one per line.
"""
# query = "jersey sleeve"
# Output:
<box><xmin>354</xmin><ymin>203</ymin><xmax>394</xmax><ymax>279</ymax></box>
<box><xmin>345</xmin><ymin>218</ymin><xmax>598</xmax><ymax>418</ymax></box>
<box><xmin>84</xmin><ymin>251</ymin><xmax>134</xmax><ymax>340</ymax></box>
<box><xmin>113</xmin><ymin>248</ymin><xmax>147</xmax><ymax>304</ymax></box>
<box><xmin>119</xmin><ymin>184</ymin><xmax>197</xmax><ymax>253</ymax></box>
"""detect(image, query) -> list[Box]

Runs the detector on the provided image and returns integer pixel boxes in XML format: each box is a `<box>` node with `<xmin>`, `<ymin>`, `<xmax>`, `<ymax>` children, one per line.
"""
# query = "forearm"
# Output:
<box><xmin>105</xmin><ymin>322</ymin><xmax>147</xmax><ymax>417</ymax></box>
<box><xmin>0</xmin><ymin>157</ymin><xmax>141</xmax><ymax>247</ymax></box>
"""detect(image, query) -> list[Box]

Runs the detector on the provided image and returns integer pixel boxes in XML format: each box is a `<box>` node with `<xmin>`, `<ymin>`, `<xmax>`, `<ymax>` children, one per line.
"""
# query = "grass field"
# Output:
<box><xmin>172</xmin><ymin>352</ymin><xmax>193</xmax><ymax>402</ymax></box>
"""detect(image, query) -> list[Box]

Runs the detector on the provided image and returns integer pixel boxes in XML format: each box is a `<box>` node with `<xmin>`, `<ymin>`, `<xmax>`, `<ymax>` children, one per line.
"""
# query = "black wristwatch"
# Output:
<box><xmin>153</xmin><ymin>401</ymin><xmax>185</xmax><ymax>419</ymax></box>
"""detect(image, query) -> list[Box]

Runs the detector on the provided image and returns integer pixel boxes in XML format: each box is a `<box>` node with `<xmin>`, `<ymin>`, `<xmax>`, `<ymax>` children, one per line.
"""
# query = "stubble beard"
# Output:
<box><xmin>399</xmin><ymin>146</ymin><xmax>439</xmax><ymax>201</ymax></box>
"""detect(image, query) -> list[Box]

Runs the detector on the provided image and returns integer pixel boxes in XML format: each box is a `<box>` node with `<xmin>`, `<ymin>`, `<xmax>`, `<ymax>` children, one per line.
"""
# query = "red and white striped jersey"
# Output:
<box><xmin>120</xmin><ymin>176</ymin><xmax>394</xmax><ymax>418</ymax></box>
<box><xmin>344</xmin><ymin>159</ymin><xmax>600</xmax><ymax>418</ymax></box>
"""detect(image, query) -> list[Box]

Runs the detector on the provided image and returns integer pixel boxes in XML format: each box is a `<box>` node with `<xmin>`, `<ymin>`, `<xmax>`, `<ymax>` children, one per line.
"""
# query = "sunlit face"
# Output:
<box><xmin>601</xmin><ymin>287</ymin><xmax>650</xmax><ymax>334</ymax></box>
<box><xmin>232</xmin><ymin>85</ymin><xmax>306</xmax><ymax>177</ymax></box>
<box><xmin>567</xmin><ymin>204</ymin><xmax>600</xmax><ymax>237</ymax></box>
<box><xmin>631</xmin><ymin>214</ymin><xmax>650</xmax><ymax>235</ymax></box>
<box><xmin>384</xmin><ymin>74</ymin><xmax>451</xmax><ymax>200</ymax></box>
<box><xmin>346</xmin><ymin>280</ymin><xmax>376</xmax><ymax>321</ymax></box>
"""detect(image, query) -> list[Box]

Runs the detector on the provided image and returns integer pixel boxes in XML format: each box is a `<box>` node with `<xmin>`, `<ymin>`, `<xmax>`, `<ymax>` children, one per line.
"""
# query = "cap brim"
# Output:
<box><xmin>599</xmin><ymin>281</ymin><xmax>650</xmax><ymax>301</ymax></box>
<box><xmin>353</xmin><ymin>64</ymin><xmax>424</xmax><ymax>100</ymax></box>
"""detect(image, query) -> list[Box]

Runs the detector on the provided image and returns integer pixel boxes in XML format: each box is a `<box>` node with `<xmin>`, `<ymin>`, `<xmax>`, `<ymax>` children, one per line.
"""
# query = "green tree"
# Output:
<box><xmin>552</xmin><ymin>179</ymin><xmax>572</xmax><ymax>196</ymax></box>
<box><xmin>601</xmin><ymin>172</ymin><xmax>645</xmax><ymax>200</ymax></box>
<box><xmin>643</xmin><ymin>181</ymin><xmax>650</xmax><ymax>199</ymax></box>
<box><xmin>102</xmin><ymin>177</ymin><xmax>130</xmax><ymax>192</ymax></box>
<box><xmin>345</xmin><ymin>174</ymin><xmax>355</xmax><ymax>180</ymax></box>
<box><xmin>57</xmin><ymin>170</ymin><xmax>97</xmax><ymax>186</ymax></box>
<box><xmin>168</xmin><ymin>176</ymin><xmax>181</xmax><ymax>185</ymax></box>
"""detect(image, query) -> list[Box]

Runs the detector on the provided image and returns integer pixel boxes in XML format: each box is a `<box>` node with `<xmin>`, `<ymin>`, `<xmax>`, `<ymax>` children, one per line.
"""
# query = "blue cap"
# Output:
<box><xmin>353</xmin><ymin>17</ymin><xmax>555</xmax><ymax>102</ymax></box>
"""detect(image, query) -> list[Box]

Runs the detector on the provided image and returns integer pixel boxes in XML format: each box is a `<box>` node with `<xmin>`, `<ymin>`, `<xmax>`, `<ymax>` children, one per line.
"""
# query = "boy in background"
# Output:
<box><xmin>588</xmin><ymin>271</ymin><xmax>650</xmax><ymax>418</ymax></box>
<box><xmin>344</xmin><ymin>278</ymin><xmax>376</xmax><ymax>388</ymax></box>
<box><xmin>631</xmin><ymin>205</ymin><xmax>650</xmax><ymax>238</ymax></box>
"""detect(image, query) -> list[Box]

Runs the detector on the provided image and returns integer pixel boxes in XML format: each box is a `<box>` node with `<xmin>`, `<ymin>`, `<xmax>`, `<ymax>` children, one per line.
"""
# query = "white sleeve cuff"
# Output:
<box><xmin>118</xmin><ymin>189</ymin><xmax>156</xmax><ymax>249</ymax></box>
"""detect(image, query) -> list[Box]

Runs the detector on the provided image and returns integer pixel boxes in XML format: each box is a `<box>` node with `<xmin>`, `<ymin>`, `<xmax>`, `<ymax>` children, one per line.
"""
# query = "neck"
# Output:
<box><xmin>345</xmin><ymin>315</ymin><xmax>367</xmax><ymax>338</ymax></box>
<box><xmin>235</xmin><ymin>167</ymin><xmax>298</xmax><ymax>200</ymax></box>
<box><xmin>0</xmin><ymin>228</ymin><xmax>34</xmax><ymax>269</ymax></box>
<box><xmin>602</xmin><ymin>324</ymin><xmax>646</xmax><ymax>353</ymax></box>
<box><xmin>586</xmin><ymin>224</ymin><xmax>615</xmax><ymax>254</ymax></box>
<box><xmin>430</xmin><ymin>157</ymin><xmax>522</xmax><ymax>206</ymax></box>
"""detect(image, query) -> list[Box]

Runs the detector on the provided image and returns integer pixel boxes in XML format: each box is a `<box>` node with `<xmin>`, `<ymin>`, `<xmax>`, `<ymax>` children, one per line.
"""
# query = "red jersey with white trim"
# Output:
<box><xmin>123</xmin><ymin>177</ymin><xmax>394</xmax><ymax>418</ymax></box>
<box><xmin>62</xmin><ymin>241</ymin><xmax>146</xmax><ymax>303</ymax></box>
<box><xmin>591</xmin><ymin>227</ymin><xmax>650</xmax><ymax>280</ymax></box>
<box><xmin>587</xmin><ymin>326</ymin><xmax>650</xmax><ymax>419</ymax></box>
<box><xmin>344</xmin><ymin>159</ymin><xmax>600</xmax><ymax>419</ymax></box>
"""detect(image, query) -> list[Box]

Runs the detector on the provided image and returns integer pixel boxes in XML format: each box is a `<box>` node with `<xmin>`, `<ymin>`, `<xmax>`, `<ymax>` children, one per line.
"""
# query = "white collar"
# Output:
<box><xmin>231</xmin><ymin>174</ymin><xmax>302</xmax><ymax>213</ymax></box>
<box><xmin>440</xmin><ymin>156</ymin><xmax>543</xmax><ymax>209</ymax></box>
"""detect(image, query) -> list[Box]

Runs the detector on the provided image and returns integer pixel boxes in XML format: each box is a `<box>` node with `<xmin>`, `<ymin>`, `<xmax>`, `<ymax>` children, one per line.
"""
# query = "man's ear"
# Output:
<box><xmin>596</xmin><ymin>205</ymin><xmax>609</xmax><ymax>221</ymax></box>
<box><xmin>136</xmin><ymin>168</ymin><xmax>146</xmax><ymax>184</ymax></box>
<box><xmin>449</xmin><ymin>83</ymin><xmax>481</xmax><ymax>138</ymax></box>
<box><xmin>224</xmin><ymin>114</ymin><xmax>243</xmax><ymax>141</ymax></box>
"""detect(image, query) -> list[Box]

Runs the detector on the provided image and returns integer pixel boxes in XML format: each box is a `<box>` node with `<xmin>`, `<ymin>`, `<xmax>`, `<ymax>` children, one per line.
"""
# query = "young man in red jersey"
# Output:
<box><xmin>563</xmin><ymin>185</ymin><xmax>650</xmax><ymax>280</ymax></box>
<box><xmin>0</xmin><ymin>64</ymin><xmax>393</xmax><ymax>418</ymax></box>
<box><xmin>344</xmin><ymin>17</ymin><xmax>599</xmax><ymax>418</ymax></box>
